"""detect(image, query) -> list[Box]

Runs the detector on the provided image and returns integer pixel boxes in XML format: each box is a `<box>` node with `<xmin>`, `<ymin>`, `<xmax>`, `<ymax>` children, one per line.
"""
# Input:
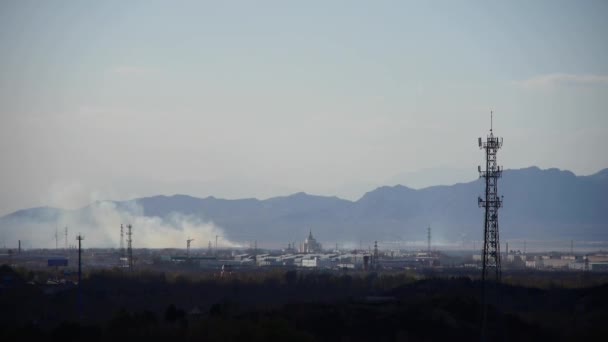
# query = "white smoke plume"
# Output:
<box><xmin>57</xmin><ymin>200</ymin><xmax>240</xmax><ymax>249</ymax></box>
<box><xmin>0</xmin><ymin>182</ymin><xmax>240</xmax><ymax>249</ymax></box>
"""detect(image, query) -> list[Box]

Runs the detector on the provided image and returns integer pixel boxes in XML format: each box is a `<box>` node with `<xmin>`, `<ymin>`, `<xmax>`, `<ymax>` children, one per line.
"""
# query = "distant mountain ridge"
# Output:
<box><xmin>1</xmin><ymin>167</ymin><xmax>607</xmax><ymax>246</ymax></box>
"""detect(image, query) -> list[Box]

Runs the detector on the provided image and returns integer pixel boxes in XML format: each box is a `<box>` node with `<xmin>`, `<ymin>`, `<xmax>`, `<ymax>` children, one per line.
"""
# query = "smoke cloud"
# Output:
<box><xmin>59</xmin><ymin>200</ymin><xmax>240</xmax><ymax>249</ymax></box>
<box><xmin>0</xmin><ymin>184</ymin><xmax>239</xmax><ymax>249</ymax></box>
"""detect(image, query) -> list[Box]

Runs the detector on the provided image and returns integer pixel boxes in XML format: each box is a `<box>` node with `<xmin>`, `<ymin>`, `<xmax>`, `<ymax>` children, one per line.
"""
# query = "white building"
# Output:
<box><xmin>300</xmin><ymin>230</ymin><xmax>322</xmax><ymax>253</ymax></box>
<box><xmin>301</xmin><ymin>258</ymin><xmax>318</xmax><ymax>268</ymax></box>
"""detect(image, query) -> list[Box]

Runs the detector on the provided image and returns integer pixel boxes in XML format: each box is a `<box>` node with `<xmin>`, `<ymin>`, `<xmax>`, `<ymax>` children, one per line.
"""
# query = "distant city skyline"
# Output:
<box><xmin>1</xmin><ymin>1</ymin><xmax>607</xmax><ymax>215</ymax></box>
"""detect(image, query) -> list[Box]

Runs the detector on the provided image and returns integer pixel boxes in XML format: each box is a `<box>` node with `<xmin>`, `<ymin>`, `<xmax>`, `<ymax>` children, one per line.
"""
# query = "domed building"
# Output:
<box><xmin>301</xmin><ymin>229</ymin><xmax>322</xmax><ymax>253</ymax></box>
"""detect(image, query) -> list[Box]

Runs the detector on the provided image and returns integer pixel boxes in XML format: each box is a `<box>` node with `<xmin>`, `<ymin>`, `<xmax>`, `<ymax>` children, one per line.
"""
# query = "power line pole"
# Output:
<box><xmin>76</xmin><ymin>234</ymin><xmax>85</xmax><ymax>319</ymax></box>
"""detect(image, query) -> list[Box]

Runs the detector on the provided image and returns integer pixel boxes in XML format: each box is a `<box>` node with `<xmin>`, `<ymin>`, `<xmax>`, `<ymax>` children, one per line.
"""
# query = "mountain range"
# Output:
<box><xmin>1</xmin><ymin>167</ymin><xmax>607</xmax><ymax>248</ymax></box>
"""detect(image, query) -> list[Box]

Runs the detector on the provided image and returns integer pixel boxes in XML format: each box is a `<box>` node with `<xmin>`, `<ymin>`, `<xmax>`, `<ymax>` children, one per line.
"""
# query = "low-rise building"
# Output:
<box><xmin>540</xmin><ymin>258</ymin><xmax>571</xmax><ymax>269</ymax></box>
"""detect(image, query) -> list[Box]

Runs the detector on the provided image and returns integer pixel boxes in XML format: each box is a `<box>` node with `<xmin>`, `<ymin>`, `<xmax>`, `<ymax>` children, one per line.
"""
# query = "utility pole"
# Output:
<box><xmin>76</xmin><ymin>234</ymin><xmax>85</xmax><ymax>319</ymax></box>
<box><xmin>215</xmin><ymin>235</ymin><xmax>218</xmax><ymax>254</ymax></box>
<box><xmin>55</xmin><ymin>227</ymin><xmax>58</xmax><ymax>250</ymax></box>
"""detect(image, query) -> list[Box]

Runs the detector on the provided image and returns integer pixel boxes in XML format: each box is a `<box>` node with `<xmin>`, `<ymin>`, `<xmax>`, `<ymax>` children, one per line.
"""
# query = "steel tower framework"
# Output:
<box><xmin>120</xmin><ymin>224</ymin><xmax>125</xmax><ymax>259</ymax></box>
<box><xmin>478</xmin><ymin>112</ymin><xmax>503</xmax><ymax>283</ymax></box>
<box><xmin>126</xmin><ymin>224</ymin><xmax>133</xmax><ymax>271</ymax></box>
<box><xmin>187</xmin><ymin>238</ymin><xmax>195</xmax><ymax>258</ymax></box>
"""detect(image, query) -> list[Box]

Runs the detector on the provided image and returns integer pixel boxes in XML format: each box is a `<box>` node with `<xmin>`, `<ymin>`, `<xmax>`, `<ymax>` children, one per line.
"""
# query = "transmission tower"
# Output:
<box><xmin>186</xmin><ymin>238</ymin><xmax>195</xmax><ymax>258</ymax></box>
<box><xmin>373</xmin><ymin>240</ymin><xmax>379</xmax><ymax>269</ymax></box>
<box><xmin>120</xmin><ymin>224</ymin><xmax>125</xmax><ymax>259</ymax></box>
<box><xmin>126</xmin><ymin>224</ymin><xmax>133</xmax><ymax>271</ymax></box>
<box><xmin>64</xmin><ymin>226</ymin><xmax>68</xmax><ymax>251</ymax></box>
<box><xmin>570</xmin><ymin>240</ymin><xmax>574</xmax><ymax>256</ymax></box>
<box><xmin>478</xmin><ymin>111</ymin><xmax>503</xmax><ymax>283</ymax></box>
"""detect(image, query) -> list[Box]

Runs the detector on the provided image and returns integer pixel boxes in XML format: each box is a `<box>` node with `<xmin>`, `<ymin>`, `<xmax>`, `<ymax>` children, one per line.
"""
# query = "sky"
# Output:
<box><xmin>0</xmin><ymin>0</ymin><xmax>607</xmax><ymax>216</ymax></box>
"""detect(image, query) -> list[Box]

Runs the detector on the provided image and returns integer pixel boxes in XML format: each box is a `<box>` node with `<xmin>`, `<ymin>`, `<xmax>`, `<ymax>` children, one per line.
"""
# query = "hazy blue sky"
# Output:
<box><xmin>1</xmin><ymin>0</ymin><xmax>607</xmax><ymax>215</ymax></box>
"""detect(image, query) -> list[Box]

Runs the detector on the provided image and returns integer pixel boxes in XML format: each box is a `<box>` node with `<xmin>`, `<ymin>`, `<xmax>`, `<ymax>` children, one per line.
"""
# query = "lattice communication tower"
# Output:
<box><xmin>478</xmin><ymin>111</ymin><xmax>503</xmax><ymax>283</ymax></box>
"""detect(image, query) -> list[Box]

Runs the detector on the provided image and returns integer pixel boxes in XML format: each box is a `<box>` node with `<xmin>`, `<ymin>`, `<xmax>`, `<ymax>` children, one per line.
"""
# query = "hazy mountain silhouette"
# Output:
<box><xmin>1</xmin><ymin>167</ymin><xmax>607</xmax><ymax>245</ymax></box>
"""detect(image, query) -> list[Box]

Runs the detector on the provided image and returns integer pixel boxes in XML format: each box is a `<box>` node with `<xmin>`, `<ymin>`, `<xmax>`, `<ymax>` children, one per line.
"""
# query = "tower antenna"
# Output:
<box><xmin>478</xmin><ymin>110</ymin><xmax>504</xmax><ymax>339</ymax></box>
<box><xmin>478</xmin><ymin>111</ymin><xmax>503</xmax><ymax>281</ymax></box>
